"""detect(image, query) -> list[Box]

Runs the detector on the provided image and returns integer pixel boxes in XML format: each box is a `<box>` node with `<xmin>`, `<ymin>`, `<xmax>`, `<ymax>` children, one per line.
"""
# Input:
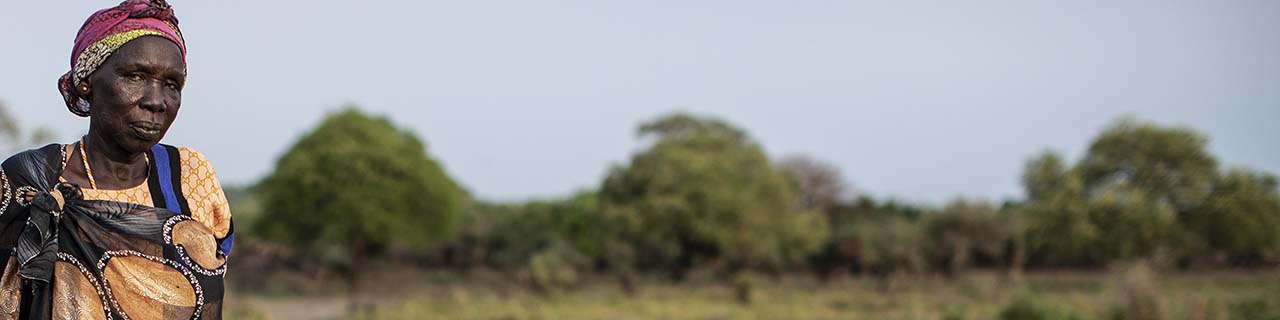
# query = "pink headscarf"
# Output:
<box><xmin>58</xmin><ymin>0</ymin><xmax>187</xmax><ymax>117</ymax></box>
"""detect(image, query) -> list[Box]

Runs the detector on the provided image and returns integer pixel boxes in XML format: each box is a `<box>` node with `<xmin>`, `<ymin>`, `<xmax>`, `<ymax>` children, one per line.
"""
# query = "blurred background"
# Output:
<box><xmin>2</xmin><ymin>1</ymin><xmax>1279</xmax><ymax>319</ymax></box>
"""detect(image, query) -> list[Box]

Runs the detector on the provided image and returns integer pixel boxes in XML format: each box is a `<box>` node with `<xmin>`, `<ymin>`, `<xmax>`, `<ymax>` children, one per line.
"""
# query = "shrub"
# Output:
<box><xmin>528</xmin><ymin>243</ymin><xmax>586</xmax><ymax>294</ymax></box>
<box><xmin>999</xmin><ymin>294</ymin><xmax>1080</xmax><ymax>320</ymax></box>
<box><xmin>1230</xmin><ymin>297</ymin><xmax>1280</xmax><ymax>320</ymax></box>
<box><xmin>1107</xmin><ymin>262</ymin><xmax>1164</xmax><ymax>320</ymax></box>
<box><xmin>732</xmin><ymin>271</ymin><xmax>760</xmax><ymax>305</ymax></box>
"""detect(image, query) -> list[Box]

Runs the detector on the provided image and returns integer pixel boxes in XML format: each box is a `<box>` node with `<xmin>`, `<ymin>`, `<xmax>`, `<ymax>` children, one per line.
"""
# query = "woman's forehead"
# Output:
<box><xmin>108</xmin><ymin>36</ymin><xmax>185</xmax><ymax>70</ymax></box>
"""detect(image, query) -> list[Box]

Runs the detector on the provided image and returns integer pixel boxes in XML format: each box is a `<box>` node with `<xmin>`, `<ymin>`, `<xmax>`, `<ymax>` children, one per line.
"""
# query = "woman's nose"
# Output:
<box><xmin>138</xmin><ymin>85</ymin><xmax>168</xmax><ymax>113</ymax></box>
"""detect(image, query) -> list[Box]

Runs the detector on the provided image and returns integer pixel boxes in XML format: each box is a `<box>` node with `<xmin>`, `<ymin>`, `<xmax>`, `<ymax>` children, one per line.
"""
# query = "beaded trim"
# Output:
<box><xmin>96</xmin><ymin>250</ymin><xmax>203</xmax><ymax>320</ymax></box>
<box><xmin>162</xmin><ymin>216</ymin><xmax>227</xmax><ymax>276</ymax></box>
<box><xmin>59</xmin><ymin>144</ymin><xmax>69</xmax><ymax>174</ymax></box>
<box><xmin>57</xmin><ymin>252</ymin><xmax>112</xmax><ymax>319</ymax></box>
<box><xmin>0</xmin><ymin>169</ymin><xmax>9</xmax><ymax>214</ymax></box>
<box><xmin>14</xmin><ymin>186</ymin><xmax>36</xmax><ymax>207</ymax></box>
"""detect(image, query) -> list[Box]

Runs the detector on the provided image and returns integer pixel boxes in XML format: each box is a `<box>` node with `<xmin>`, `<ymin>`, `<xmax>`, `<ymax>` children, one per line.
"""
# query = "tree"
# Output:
<box><xmin>0</xmin><ymin>101</ymin><xmax>58</xmax><ymax>153</ymax></box>
<box><xmin>254</xmin><ymin>107</ymin><xmax>464</xmax><ymax>311</ymax></box>
<box><xmin>926</xmin><ymin>199</ymin><xmax>1011</xmax><ymax>276</ymax></box>
<box><xmin>812</xmin><ymin>196</ymin><xmax>931</xmax><ymax>279</ymax></box>
<box><xmin>1022</xmin><ymin>151</ymin><xmax>1099</xmax><ymax>265</ymax></box>
<box><xmin>1078</xmin><ymin>118</ymin><xmax>1218</xmax><ymax>212</ymax></box>
<box><xmin>1018</xmin><ymin>118</ymin><xmax>1280</xmax><ymax>266</ymax></box>
<box><xmin>480</xmin><ymin>191</ymin><xmax>604</xmax><ymax>270</ymax></box>
<box><xmin>1085</xmin><ymin>185</ymin><xmax>1182</xmax><ymax>261</ymax></box>
<box><xmin>1184</xmin><ymin>168</ymin><xmax>1280</xmax><ymax>263</ymax></box>
<box><xmin>778</xmin><ymin>155</ymin><xmax>850</xmax><ymax>213</ymax></box>
<box><xmin>1075</xmin><ymin>119</ymin><xmax>1220</xmax><ymax>260</ymax></box>
<box><xmin>833</xmin><ymin>213</ymin><xmax>926</xmax><ymax>288</ymax></box>
<box><xmin>1023</xmin><ymin>151</ymin><xmax>1069</xmax><ymax>203</ymax></box>
<box><xmin>600</xmin><ymin>112</ymin><xmax>827</xmax><ymax>277</ymax></box>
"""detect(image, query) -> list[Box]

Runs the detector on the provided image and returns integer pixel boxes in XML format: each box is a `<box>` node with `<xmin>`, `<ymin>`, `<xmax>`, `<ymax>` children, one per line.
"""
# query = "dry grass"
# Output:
<box><xmin>229</xmin><ymin>269</ymin><xmax>1280</xmax><ymax>320</ymax></box>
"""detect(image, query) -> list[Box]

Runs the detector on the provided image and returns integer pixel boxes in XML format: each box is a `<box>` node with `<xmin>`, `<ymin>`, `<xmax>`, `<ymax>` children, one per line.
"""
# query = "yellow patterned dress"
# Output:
<box><xmin>67</xmin><ymin>145</ymin><xmax>233</xmax><ymax>239</ymax></box>
<box><xmin>0</xmin><ymin>144</ymin><xmax>232</xmax><ymax>319</ymax></box>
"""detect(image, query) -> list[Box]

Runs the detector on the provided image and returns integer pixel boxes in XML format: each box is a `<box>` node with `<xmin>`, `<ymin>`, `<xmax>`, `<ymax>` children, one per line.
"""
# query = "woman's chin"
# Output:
<box><xmin>115</xmin><ymin>135</ymin><xmax>163</xmax><ymax>154</ymax></box>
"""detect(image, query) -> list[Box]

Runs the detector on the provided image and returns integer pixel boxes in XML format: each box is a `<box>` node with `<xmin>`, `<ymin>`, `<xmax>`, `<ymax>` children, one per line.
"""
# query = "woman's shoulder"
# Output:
<box><xmin>1</xmin><ymin>144</ymin><xmax>67</xmax><ymax>195</ymax></box>
<box><xmin>172</xmin><ymin>145</ymin><xmax>212</xmax><ymax>164</ymax></box>
<box><xmin>2</xmin><ymin>143</ymin><xmax>65</xmax><ymax>172</ymax></box>
<box><xmin>162</xmin><ymin>145</ymin><xmax>218</xmax><ymax>169</ymax></box>
<box><xmin>170</xmin><ymin>145</ymin><xmax>222</xmax><ymax>184</ymax></box>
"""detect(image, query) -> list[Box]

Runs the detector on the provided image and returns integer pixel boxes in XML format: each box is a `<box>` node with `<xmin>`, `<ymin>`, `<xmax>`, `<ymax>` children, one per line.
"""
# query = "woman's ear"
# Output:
<box><xmin>79</xmin><ymin>83</ymin><xmax>91</xmax><ymax>98</ymax></box>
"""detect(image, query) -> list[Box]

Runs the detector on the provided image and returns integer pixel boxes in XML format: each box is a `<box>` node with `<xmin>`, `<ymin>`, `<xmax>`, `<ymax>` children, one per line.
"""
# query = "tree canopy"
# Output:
<box><xmin>255</xmin><ymin>108</ymin><xmax>465</xmax><ymax>255</ymax></box>
<box><xmin>600</xmin><ymin>112</ymin><xmax>827</xmax><ymax>274</ymax></box>
<box><xmin>1021</xmin><ymin>118</ymin><xmax>1280</xmax><ymax>265</ymax></box>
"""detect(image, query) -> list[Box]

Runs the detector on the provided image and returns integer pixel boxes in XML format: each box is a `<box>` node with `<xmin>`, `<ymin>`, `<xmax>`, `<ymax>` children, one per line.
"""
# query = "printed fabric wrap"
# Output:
<box><xmin>0</xmin><ymin>144</ymin><xmax>226</xmax><ymax>319</ymax></box>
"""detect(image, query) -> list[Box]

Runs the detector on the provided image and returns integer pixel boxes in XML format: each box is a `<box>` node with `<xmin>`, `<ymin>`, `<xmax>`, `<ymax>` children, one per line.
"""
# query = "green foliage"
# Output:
<box><xmin>223</xmin><ymin>185</ymin><xmax>263</xmax><ymax>234</ymax></box>
<box><xmin>927</xmin><ymin>199</ymin><xmax>1011</xmax><ymax>274</ymax></box>
<box><xmin>1229</xmin><ymin>297</ymin><xmax>1280</xmax><ymax>320</ymax></box>
<box><xmin>731</xmin><ymin>271</ymin><xmax>761</xmax><ymax>305</ymax></box>
<box><xmin>1022</xmin><ymin>154</ymin><xmax>1187</xmax><ymax>265</ymax></box>
<box><xmin>600</xmin><ymin>112</ymin><xmax>827</xmax><ymax>273</ymax></box>
<box><xmin>814</xmin><ymin>197</ymin><xmax>929</xmax><ymax>275</ymax></box>
<box><xmin>528</xmin><ymin>241</ymin><xmax>586</xmax><ymax>294</ymax></box>
<box><xmin>1107</xmin><ymin>262</ymin><xmax>1165</xmax><ymax>320</ymax></box>
<box><xmin>480</xmin><ymin>191</ymin><xmax>604</xmax><ymax>268</ymax></box>
<box><xmin>1019</xmin><ymin>118</ymin><xmax>1279</xmax><ymax>266</ymax></box>
<box><xmin>227</xmin><ymin>109</ymin><xmax>1280</xmax><ymax>292</ymax></box>
<box><xmin>999</xmin><ymin>294</ymin><xmax>1081</xmax><ymax>320</ymax></box>
<box><xmin>1087</xmin><ymin>185</ymin><xmax>1184</xmax><ymax>260</ymax></box>
<box><xmin>254</xmin><ymin>107</ymin><xmax>464</xmax><ymax>255</ymax></box>
<box><xmin>1023</xmin><ymin>151</ymin><xmax>1070</xmax><ymax>203</ymax></box>
<box><xmin>942</xmin><ymin>308</ymin><xmax>967</xmax><ymax>320</ymax></box>
<box><xmin>1022</xmin><ymin>159</ymin><xmax>1099</xmax><ymax>265</ymax></box>
<box><xmin>836</xmin><ymin>214</ymin><xmax>927</xmax><ymax>275</ymax></box>
<box><xmin>1078</xmin><ymin>118</ymin><xmax>1218</xmax><ymax>212</ymax></box>
<box><xmin>1184</xmin><ymin>168</ymin><xmax>1280</xmax><ymax>262</ymax></box>
<box><xmin>0</xmin><ymin>101</ymin><xmax>58</xmax><ymax>152</ymax></box>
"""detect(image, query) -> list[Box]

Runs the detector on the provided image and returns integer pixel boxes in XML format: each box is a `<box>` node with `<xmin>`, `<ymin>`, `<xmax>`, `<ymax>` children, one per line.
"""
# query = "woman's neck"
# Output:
<box><xmin>80</xmin><ymin>133</ymin><xmax>148</xmax><ymax>189</ymax></box>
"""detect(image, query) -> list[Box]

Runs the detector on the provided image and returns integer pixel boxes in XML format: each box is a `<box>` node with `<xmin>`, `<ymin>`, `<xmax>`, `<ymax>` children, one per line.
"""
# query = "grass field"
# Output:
<box><xmin>228</xmin><ymin>268</ymin><xmax>1280</xmax><ymax>320</ymax></box>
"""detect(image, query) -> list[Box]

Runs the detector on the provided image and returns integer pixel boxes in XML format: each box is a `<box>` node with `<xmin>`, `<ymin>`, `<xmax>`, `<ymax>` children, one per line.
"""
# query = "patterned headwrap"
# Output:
<box><xmin>57</xmin><ymin>0</ymin><xmax>186</xmax><ymax>117</ymax></box>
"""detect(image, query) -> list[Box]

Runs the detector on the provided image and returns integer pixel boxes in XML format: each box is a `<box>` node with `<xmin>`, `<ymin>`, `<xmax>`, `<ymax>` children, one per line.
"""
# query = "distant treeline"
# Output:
<box><xmin>233</xmin><ymin>108</ymin><xmax>1280</xmax><ymax>294</ymax></box>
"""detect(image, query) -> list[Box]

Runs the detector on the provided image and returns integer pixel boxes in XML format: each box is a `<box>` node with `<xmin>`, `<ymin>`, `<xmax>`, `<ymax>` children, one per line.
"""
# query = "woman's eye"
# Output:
<box><xmin>165</xmin><ymin>81</ymin><xmax>180</xmax><ymax>90</ymax></box>
<box><xmin>127</xmin><ymin>73</ymin><xmax>144</xmax><ymax>81</ymax></box>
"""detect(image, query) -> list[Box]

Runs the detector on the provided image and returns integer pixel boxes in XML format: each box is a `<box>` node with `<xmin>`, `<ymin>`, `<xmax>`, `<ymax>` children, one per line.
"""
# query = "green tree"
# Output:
<box><xmin>1022</xmin><ymin>151</ymin><xmax>1100</xmax><ymax>265</ymax></box>
<box><xmin>926</xmin><ymin>199</ymin><xmax>1011</xmax><ymax>276</ymax></box>
<box><xmin>0</xmin><ymin>101</ymin><xmax>58</xmax><ymax>153</ymax></box>
<box><xmin>481</xmin><ymin>191</ymin><xmax>605</xmax><ymax>269</ymax></box>
<box><xmin>1078</xmin><ymin>118</ymin><xmax>1218</xmax><ymax>212</ymax></box>
<box><xmin>1085</xmin><ymin>185</ymin><xmax>1182</xmax><ymax>260</ymax></box>
<box><xmin>815</xmin><ymin>197</ymin><xmax>929</xmax><ymax>278</ymax></box>
<box><xmin>1023</xmin><ymin>151</ymin><xmax>1069</xmax><ymax>203</ymax></box>
<box><xmin>1184</xmin><ymin>168</ymin><xmax>1280</xmax><ymax>263</ymax></box>
<box><xmin>1075</xmin><ymin>119</ymin><xmax>1218</xmax><ymax>261</ymax></box>
<box><xmin>600</xmin><ymin>112</ymin><xmax>827</xmax><ymax>277</ymax></box>
<box><xmin>1022</xmin><ymin>119</ymin><xmax>1225</xmax><ymax>265</ymax></box>
<box><xmin>254</xmin><ymin>107</ymin><xmax>464</xmax><ymax>311</ymax></box>
<box><xmin>834</xmin><ymin>213</ymin><xmax>926</xmax><ymax>286</ymax></box>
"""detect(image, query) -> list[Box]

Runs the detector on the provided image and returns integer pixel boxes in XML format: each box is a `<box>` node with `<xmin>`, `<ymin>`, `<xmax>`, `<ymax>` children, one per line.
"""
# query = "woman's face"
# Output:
<box><xmin>86</xmin><ymin>35</ymin><xmax>185</xmax><ymax>154</ymax></box>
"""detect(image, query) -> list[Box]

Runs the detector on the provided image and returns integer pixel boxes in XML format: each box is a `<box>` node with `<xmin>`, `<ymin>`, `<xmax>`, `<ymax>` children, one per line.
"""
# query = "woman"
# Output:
<box><xmin>0</xmin><ymin>0</ymin><xmax>232</xmax><ymax>318</ymax></box>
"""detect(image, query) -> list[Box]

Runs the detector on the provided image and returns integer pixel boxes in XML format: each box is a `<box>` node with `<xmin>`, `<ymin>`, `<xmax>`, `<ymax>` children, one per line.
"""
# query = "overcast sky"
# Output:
<box><xmin>2</xmin><ymin>1</ymin><xmax>1277</xmax><ymax>204</ymax></box>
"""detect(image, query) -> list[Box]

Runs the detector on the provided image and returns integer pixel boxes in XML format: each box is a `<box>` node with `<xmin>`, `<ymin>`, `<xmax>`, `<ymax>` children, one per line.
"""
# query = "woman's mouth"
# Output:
<box><xmin>129</xmin><ymin>122</ymin><xmax>162</xmax><ymax>138</ymax></box>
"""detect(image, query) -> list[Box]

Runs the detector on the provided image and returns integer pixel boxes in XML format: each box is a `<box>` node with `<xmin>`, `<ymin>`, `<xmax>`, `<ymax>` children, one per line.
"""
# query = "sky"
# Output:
<box><xmin>1</xmin><ymin>1</ymin><xmax>1277</xmax><ymax>205</ymax></box>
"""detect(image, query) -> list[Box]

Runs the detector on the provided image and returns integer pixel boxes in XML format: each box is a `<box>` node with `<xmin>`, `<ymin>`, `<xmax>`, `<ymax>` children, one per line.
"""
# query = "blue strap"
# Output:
<box><xmin>151</xmin><ymin>144</ymin><xmax>234</xmax><ymax>255</ymax></box>
<box><xmin>150</xmin><ymin>144</ymin><xmax>182</xmax><ymax>214</ymax></box>
<box><xmin>219</xmin><ymin>234</ymin><xmax>234</xmax><ymax>254</ymax></box>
